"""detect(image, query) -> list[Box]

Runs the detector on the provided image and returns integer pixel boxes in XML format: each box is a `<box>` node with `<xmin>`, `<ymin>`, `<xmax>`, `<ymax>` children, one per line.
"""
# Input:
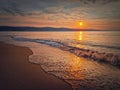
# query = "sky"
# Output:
<box><xmin>0</xmin><ymin>0</ymin><xmax>120</xmax><ymax>30</ymax></box>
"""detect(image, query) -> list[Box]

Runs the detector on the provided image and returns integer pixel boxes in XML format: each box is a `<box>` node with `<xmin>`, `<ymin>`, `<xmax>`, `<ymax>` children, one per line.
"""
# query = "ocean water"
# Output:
<box><xmin>1</xmin><ymin>31</ymin><xmax>120</xmax><ymax>54</ymax></box>
<box><xmin>0</xmin><ymin>31</ymin><xmax>120</xmax><ymax>90</ymax></box>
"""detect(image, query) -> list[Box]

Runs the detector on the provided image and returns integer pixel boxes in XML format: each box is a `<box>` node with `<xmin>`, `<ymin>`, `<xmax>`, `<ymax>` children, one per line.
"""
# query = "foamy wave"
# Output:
<box><xmin>11</xmin><ymin>36</ymin><xmax>120</xmax><ymax>67</ymax></box>
<box><xmin>75</xmin><ymin>41</ymin><xmax>120</xmax><ymax>50</ymax></box>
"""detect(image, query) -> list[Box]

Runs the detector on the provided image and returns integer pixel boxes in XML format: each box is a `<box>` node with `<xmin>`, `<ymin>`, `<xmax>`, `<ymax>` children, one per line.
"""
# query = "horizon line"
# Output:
<box><xmin>0</xmin><ymin>25</ymin><xmax>119</xmax><ymax>31</ymax></box>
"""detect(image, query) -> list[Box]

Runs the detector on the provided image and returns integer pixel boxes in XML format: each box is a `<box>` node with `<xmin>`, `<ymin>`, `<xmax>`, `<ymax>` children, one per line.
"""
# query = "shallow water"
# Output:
<box><xmin>0</xmin><ymin>31</ymin><xmax>120</xmax><ymax>55</ymax></box>
<box><xmin>0</xmin><ymin>31</ymin><xmax>120</xmax><ymax>90</ymax></box>
<box><xmin>28</xmin><ymin>44</ymin><xmax>120</xmax><ymax>90</ymax></box>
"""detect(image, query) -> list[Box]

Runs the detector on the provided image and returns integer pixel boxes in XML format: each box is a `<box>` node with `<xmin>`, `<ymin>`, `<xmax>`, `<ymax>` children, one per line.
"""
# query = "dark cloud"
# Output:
<box><xmin>0</xmin><ymin>0</ymin><xmax>119</xmax><ymax>16</ymax></box>
<box><xmin>80</xmin><ymin>0</ymin><xmax>119</xmax><ymax>4</ymax></box>
<box><xmin>65</xmin><ymin>0</ymin><xmax>120</xmax><ymax>4</ymax></box>
<box><xmin>0</xmin><ymin>7</ymin><xmax>25</xmax><ymax>16</ymax></box>
<box><xmin>0</xmin><ymin>0</ymin><xmax>26</xmax><ymax>16</ymax></box>
<box><xmin>0</xmin><ymin>0</ymin><xmax>66</xmax><ymax>16</ymax></box>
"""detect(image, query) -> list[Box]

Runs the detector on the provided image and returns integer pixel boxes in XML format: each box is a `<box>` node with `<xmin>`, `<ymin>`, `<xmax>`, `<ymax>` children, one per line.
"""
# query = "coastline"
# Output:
<box><xmin>0</xmin><ymin>42</ymin><xmax>72</xmax><ymax>90</ymax></box>
<box><xmin>11</xmin><ymin>35</ymin><xmax>120</xmax><ymax>67</ymax></box>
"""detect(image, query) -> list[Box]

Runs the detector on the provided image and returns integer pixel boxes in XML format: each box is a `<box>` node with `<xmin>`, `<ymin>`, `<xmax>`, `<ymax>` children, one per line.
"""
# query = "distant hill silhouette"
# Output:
<box><xmin>0</xmin><ymin>26</ymin><xmax>77</xmax><ymax>31</ymax></box>
<box><xmin>0</xmin><ymin>26</ymin><xmax>115</xmax><ymax>31</ymax></box>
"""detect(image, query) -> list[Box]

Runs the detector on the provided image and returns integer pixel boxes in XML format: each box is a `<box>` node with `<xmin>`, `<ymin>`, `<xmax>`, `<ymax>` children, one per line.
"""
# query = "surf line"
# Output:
<box><xmin>10</xmin><ymin>36</ymin><xmax>120</xmax><ymax>67</ymax></box>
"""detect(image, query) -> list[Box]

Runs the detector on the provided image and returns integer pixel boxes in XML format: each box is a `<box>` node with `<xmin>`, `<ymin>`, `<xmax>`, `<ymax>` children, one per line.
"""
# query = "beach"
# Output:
<box><xmin>0</xmin><ymin>42</ymin><xmax>72</xmax><ymax>90</ymax></box>
<box><xmin>0</xmin><ymin>31</ymin><xmax>120</xmax><ymax>90</ymax></box>
<box><xmin>0</xmin><ymin>0</ymin><xmax>120</xmax><ymax>89</ymax></box>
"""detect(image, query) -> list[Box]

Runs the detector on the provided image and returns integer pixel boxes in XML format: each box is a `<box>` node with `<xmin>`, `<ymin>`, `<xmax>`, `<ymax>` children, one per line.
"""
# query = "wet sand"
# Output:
<box><xmin>0</xmin><ymin>42</ymin><xmax>72</xmax><ymax>90</ymax></box>
<box><xmin>29</xmin><ymin>43</ymin><xmax>120</xmax><ymax>90</ymax></box>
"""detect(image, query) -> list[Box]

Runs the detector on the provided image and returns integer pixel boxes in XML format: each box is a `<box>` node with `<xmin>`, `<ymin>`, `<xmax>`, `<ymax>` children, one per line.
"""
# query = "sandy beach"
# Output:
<box><xmin>0</xmin><ymin>42</ymin><xmax>72</xmax><ymax>90</ymax></box>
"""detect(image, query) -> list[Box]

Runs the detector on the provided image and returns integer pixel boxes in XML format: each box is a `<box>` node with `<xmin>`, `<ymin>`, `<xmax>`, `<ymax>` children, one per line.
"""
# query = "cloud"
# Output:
<box><xmin>0</xmin><ymin>7</ymin><xmax>25</xmax><ymax>16</ymax></box>
<box><xmin>64</xmin><ymin>0</ymin><xmax>120</xmax><ymax>5</ymax></box>
<box><xmin>0</xmin><ymin>0</ymin><xmax>120</xmax><ymax>30</ymax></box>
<box><xmin>0</xmin><ymin>0</ymin><xmax>119</xmax><ymax>16</ymax></box>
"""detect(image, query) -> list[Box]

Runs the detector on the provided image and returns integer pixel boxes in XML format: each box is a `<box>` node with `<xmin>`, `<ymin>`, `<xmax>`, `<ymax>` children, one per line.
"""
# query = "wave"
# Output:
<box><xmin>75</xmin><ymin>41</ymin><xmax>120</xmax><ymax>50</ymax></box>
<box><xmin>10</xmin><ymin>35</ymin><xmax>120</xmax><ymax>67</ymax></box>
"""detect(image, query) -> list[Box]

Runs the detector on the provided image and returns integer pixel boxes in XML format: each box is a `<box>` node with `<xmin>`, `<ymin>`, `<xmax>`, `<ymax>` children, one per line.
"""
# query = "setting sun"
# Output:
<box><xmin>79</xmin><ymin>21</ymin><xmax>83</xmax><ymax>26</ymax></box>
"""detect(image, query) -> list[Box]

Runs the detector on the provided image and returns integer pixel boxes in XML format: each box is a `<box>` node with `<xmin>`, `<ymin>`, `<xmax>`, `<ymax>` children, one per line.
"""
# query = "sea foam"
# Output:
<box><xmin>10</xmin><ymin>36</ymin><xmax>120</xmax><ymax>67</ymax></box>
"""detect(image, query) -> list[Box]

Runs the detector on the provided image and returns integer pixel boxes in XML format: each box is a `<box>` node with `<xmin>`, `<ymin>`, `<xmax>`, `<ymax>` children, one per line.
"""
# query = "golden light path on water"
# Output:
<box><xmin>74</xmin><ymin>31</ymin><xmax>86</xmax><ymax>49</ymax></box>
<box><xmin>78</xmin><ymin>31</ymin><xmax>83</xmax><ymax>41</ymax></box>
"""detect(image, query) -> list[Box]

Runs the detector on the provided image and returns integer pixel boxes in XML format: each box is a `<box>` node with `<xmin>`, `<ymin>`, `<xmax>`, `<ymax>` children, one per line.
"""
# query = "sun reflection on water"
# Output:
<box><xmin>78</xmin><ymin>31</ymin><xmax>83</xmax><ymax>41</ymax></box>
<box><xmin>74</xmin><ymin>31</ymin><xmax>85</xmax><ymax>48</ymax></box>
<box><xmin>78</xmin><ymin>32</ymin><xmax>83</xmax><ymax>41</ymax></box>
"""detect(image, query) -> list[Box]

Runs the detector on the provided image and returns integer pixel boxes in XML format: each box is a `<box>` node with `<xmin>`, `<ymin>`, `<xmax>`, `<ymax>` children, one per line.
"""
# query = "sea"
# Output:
<box><xmin>0</xmin><ymin>31</ymin><xmax>120</xmax><ymax>90</ymax></box>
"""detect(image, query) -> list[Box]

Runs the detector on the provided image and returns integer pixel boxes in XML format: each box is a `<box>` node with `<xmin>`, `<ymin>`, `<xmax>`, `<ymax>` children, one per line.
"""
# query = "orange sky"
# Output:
<box><xmin>0</xmin><ymin>0</ymin><xmax>120</xmax><ymax>30</ymax></box>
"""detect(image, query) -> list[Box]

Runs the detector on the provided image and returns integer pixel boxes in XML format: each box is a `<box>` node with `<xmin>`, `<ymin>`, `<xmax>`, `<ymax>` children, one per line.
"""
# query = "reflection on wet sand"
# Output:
<box><xmin>69</xmin><ymin>55</ymin><xmax>85</xmax><ymax>79</ymax></box>
<box><xmin>67</xmin><ymin>55</ymin><xmax>85</xmax><ymax>90</ymax></box>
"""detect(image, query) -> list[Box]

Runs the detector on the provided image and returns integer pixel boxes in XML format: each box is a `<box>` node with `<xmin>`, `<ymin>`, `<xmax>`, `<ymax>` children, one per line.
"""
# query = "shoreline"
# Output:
<box><xmin>11</xmin><ymin>35</ymin><xmax>120</xmax><ymax>67</ymax></box>
<box><xmin>0</xmin><ymin>42</ymin><xmax>72</xmax><ymax>90</ymax></box>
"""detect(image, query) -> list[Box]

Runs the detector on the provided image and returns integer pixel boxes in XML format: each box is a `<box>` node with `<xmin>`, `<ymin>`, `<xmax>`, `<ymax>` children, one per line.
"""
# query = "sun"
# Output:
<box><xmin>77</xmin><ymin>21</ymin><xmax>85</xmax><ymax>28</ymax></box>
<box><xmin>79</xmin><ymin>21</ymin><xmax>83</xmax><ymax>26</ymax></box>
